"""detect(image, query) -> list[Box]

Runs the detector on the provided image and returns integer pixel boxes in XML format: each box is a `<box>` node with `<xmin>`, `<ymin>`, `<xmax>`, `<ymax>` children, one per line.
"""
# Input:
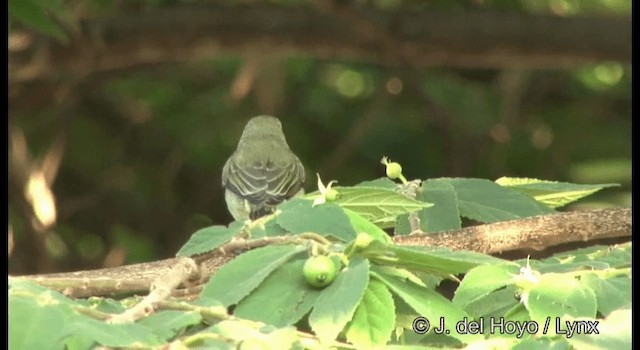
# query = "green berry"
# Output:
<box><xmin>385</xmin><ymin>162</ymin><xmax>403</xmax><ymax>179</ymax></box>
<box><xmin>326</xmin><ymin>188</ymin><xmax>340</xmax><ymax>201</ymax></box>
<box><xmin>303</xmin><ymin>255</ymin><xmax>338</xmax><ymax>288</ymax></box>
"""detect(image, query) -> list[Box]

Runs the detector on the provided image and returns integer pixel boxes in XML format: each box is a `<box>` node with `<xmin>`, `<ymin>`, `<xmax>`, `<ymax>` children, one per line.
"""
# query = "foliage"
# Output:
<box><xmin>9</xmin><ymin>177</ymin><xmax>630</xmax><ymax>349</ymax></box>
<box><xmin>8</xmin><ymin>0</ymin><xmax>631</xmax><ymax>276</ymax></box>
<box><xmin>8</xmin><ymin>0</ymin><xmax>631</xmax><ymax>347</ymax></box>
<box><xmin>9</xmin><ymin>0</ymin><xmax>75</xmax><ymax>43</ymax></box>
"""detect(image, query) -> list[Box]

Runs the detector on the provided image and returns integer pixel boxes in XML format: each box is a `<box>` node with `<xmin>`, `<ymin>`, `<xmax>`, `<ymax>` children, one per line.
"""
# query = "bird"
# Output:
<box><xmin>222</xmin><ymin>115</ymin><xmax>306</xmax><ymax>221</ymax></box>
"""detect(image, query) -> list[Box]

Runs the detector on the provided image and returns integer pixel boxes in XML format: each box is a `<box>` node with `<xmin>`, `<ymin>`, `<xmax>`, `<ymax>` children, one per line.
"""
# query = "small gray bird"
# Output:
<box><xmin>222</xmin><ymin>115</ymin><xmax>306</xmax><ymax>221</ymax></box>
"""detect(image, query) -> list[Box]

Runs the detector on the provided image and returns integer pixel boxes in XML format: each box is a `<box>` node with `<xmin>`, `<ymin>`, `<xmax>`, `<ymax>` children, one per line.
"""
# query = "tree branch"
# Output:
<box><xmin>393</xmin><ymin>208</ymin><xmax>631</xmax><ymax>253</ymax></box>
<box><xmin>9</xmin><ymin>3</ymin><xmax>630</xmax><ymax>84</ymax></box>
<box><xmin>12</xmin><ymin>208</ymin><xmax>630</xmax><ymax>298</ymax></box>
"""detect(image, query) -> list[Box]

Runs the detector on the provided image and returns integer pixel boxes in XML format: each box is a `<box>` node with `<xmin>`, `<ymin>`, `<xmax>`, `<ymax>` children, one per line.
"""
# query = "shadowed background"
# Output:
<box><xmin>9</xmin><ymin>0</ymin><xmax>630</xmax><ymax>274</ymax></box>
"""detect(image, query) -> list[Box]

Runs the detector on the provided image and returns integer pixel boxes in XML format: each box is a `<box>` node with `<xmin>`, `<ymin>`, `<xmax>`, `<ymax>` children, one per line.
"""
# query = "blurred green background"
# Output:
<box><xmin>9</xmin><ymin>0</ymin><xmax>630</xmax><ymax>274</ymax></box>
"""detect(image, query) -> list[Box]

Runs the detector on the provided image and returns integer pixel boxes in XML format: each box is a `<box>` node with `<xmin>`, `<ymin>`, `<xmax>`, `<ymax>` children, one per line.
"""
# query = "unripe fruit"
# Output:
<box><xmin>326</xmin><ymin>188</ymin><xmax>340</xmax><ymax>201</ymax></box>
<box><xmin>385</xmin><ymin>162</ymin><xmax>403</xmax><ymax>180</ymax></box>
<box><xmin>303</xmin><ymin>255</ymin><xmax>338</xmax><ymax>288</ymax></box>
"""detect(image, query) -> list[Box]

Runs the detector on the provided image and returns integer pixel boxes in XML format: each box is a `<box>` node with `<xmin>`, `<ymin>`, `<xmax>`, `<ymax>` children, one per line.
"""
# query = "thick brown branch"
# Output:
<box><xmin>9</xmin><ymin>4</ymin><xmax>630</xmax><ymax>84</ymax></box>
<box><xmin>393</xmin><ymin>208</ymin><xmax>631</xmax><ymax>253</ymax></box>
<box><xmin>13</xmin><ymin>235</ymin><xmax>294</xmax><ymax>297</ymax></box>
<box><xmin>12</xmin><ymin>208</ymin><xmax>630</xmax><ymax>298</ymax></box>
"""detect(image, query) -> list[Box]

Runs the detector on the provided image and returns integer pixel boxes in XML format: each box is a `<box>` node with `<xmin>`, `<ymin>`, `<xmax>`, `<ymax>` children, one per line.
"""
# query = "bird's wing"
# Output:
<box><xmin>222</xmin><ymin>153</ymin><xmax>304</xmax><ymax>206</ymax></box>
<box><xmin>222</xmin><ymin>155</ymin><xmax>269</xmax><ymax>205</ymax></box>
<box><xmin>264</xmin><ymin>155</ymin><xmax>305</xmax><ymax>205</ymax></box>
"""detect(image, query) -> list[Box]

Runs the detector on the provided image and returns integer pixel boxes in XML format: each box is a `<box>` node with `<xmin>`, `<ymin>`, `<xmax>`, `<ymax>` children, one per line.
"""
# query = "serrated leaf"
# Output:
<box><xmin>524</xmin><ymin>273</ymin><xmax>597</xmax><ymax>325</ymax></box>
<box><xmin>309</xmin><ymin>258</ymin><xmax>370</xmax><ymax>345</ymax></box>
<box><xmin>355</xmin><ymin>178</ymin><xmax>398</xmax><ymax>189</ymax></box>
<box><xmin>503</xmin><ymin>302</ymin><xmax>533</xmax><ymax>324</ymax></box>
<box><xmin>9</xmin><ymin>297</ymin><xmax>67</xmax><ymax>350</ymax></box>
<box><xmin>344</xmin><ymin>208</ymin><xmax>392</xmax><ymax>244</ymax></box>
<box><xmin>566</xmin><ymin>308</ymin><xmax>631</xmax><ymax>350</ymax></box>
<box><xmin>209</xmin><ymin>319</ymin><xmax>263</xmax><ymax>340</ymax></box>
<box><xmin>395</xmin><ymin>178</ymin><xmax>461</xmax><ymax>234</ymax></box>
<box><xmin>61</xmin><ymin>317</ymin><xmax>162</xmax><ymax>348</ymax></box>
<box><xmin>235</xmin><ymin>259</ymin><xmax>321</xmax><ymax>327</ymax></box>
<box><xmin>512</xmin><ymin>337</ymin><xmax>572</xmax><ymax>350</ymax></box>
<box><xmin>385</xmin><ymin>345</ymin><xmax>469</xmax><ymax>350</ymax></box>
<box><xmin>461</xmin><ymin>285</ymin><xmax>521</xmax><ymax>320</ymax></box>
<box><xmin>86</xmin><ymin>297</ymin><xmax>127</xmax><ymax>314</ymax></box>
<box><xmin>9</xmin><ymin>277</ymin><xmax>78</xmax><ymax>305</ymax></box>
<box><xmin>138</xmin><ymin>310</ymin><xmax>202</xmax><ymax>341</ymax></box>
<box><xmin>332</xmin><ymin>186</ymin><xmax>432</xmax><ymax>228</ymax></box>
<box><xmin>249</xmin><ymin>218</ymin><xmax>288</xmax><ymax>238</ymax></box>
<box><xmin>176</xmin><ymin>224</ymin><xmax>242</xmax><ymax>257</ymax></box>
<box><xmin>530</xmin><ymin>243</ymin><xmax>631</xmax><ymax>273</ymax></box>
<box><xmin>277</xmin><ymin>199</ymin><xmax>357</xmax><ymax>241</ymax></box>
<box><xmin>210</xmin><ymin>320</ymin><xmax>299</xmax><ymax>349</ymax></box>
<box><xmin>358</xmin><ymin>240</ymin><xmax>506</xmax><ymax>276</ymax></box>
<box><xmin>371</xmin><ymin>266</ymin><xmax>432</xmax><ymax>288</ymax></box>
<box><xmin>199</xmin><ymin>244</ymin><xmax>306</xmax><ymax>306</ymax></box>
<box><xmin>260</xmin><ymin>327</ymin><xmax>301</xmax><ymax>349</ymax></box>
<box><xmin>441</xmin><ymin>178</ymin><xmax>555</xmax><ymax>222</ymax></box>
<box><xmin>371</xmin><ymin>269</ymin><xmax>481</xmax><ymax>343</ymax></box>
<box><xmin>9</xmin><ymin>278</ymin><xmax>92</xmax><ymax>349</ymax></box>
<box><xmin>453</xmin><ymin>264</ymin><xmax>520</xmax><ymax>309</ymax></box>
<box><xmin>345</xmin><ymin>278</ymin><xmax>395</xmax><ymax>348</ymax></box>
<box><xmin>457</xmin><ymin>338</ymin><xmax>521</xmax><ymax>349</ymax></box>
<box><xmin>580</xmin><ymin>273</ymin><xmax>631</xmax><ymax>316</ymax></box>
<box><xmin>495</xmin><ymin>177</ymin><xmax>619</xmax><ymax>208</ymax></box>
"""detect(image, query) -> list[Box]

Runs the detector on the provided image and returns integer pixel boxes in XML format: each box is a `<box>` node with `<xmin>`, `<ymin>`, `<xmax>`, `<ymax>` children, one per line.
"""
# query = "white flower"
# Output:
<box><xmin>313</xmin><ymin>173</ymin><xmax>339</xmax><ymax>206</ymax></box>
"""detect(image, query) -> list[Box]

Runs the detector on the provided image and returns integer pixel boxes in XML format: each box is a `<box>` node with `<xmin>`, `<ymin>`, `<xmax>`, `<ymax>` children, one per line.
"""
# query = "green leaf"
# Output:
<box><xmin>86</xmin><ymin>297</ymin><xmax>127</xmax><ymax>314</ymax></box>
<box><xmin>396</xmin><ymin>178</ymin><xmax>462</xmax><ymax>235</ymax></box>
<box><xmin>461</xmin><ymin>285</ymin><xmax>521</xmax><ymax>320</ymax></box>
<box><xmin>61</xmin><ymin>317</ymin><xmax>162</xmax><ymax>348</ymax></box>
<box><xmin>309</xmin><ymin>258</ymin><xmax>370</xmax><ymax>345</ymax></box>
<box><xmin>176</xmin><ymin>224</ymin><xmax>242</xmax><ymax>257</ymax></box>
<box><xmin>9</xmin><ymin>279</ymin><xmax>100</xmax><ymax>349</ymax></box>
<box><xmin>371</xmin><ymin>269</ymin><xmax>481</xmax><ymax>343</ymax></box>
<box><xmin>566</xmin><ymin>308</ymin><xmax>631</xmax><ymax>350</ymax></box>
<box><xmin>138</xmin><ymin>310</ymin><xmax>202</xmax><ymax>341</ymax></box>
<box><xmin>455</xmin><ymin>338</ymin><xmax>521</xmax><ymax>349</ymax></box>
<box><xmin>249</xmin><ymin>218</ymin><xmax>288</xmax><ymax>238</ymax></box>
<box><xmin>355</xmin><ymin>178</ymin><xmax>398</xmax><ymax>189</ymax></box>
<box><xmin>495</xmin><ymin>177</ymin><xmax>619</xmax><ymax>208</ymax></box>
<box><xmin>444</xmin><ymin>178</ymin><xmax>555</xmax><ymax>223</ymax></box>
<box><xmin>10</xmin><ymin>278</ymin><xmax>72</xmax><ymax>303</ymax></box>
<box><xmin>9</xmin><ymin>0</ymin><xmax>69</xmax><ymax>42</ymax></box>
<box><xmin>524</xmin><ymin>273</ymin><xmax>597</xmax><ymax>325</ymax></box>
<box><xmin>277</xmin><ymin>199</ymin><xmax>357</xmax><ymax>241</ymax></box>
<box><xmin>453</xmin><ymin>264</ymin><xmax>520</xmax><ymax>309</ymax></box>
<box><xmin>9</xmin><ymin>297</ymin><xmax>67</xmax><ymax>350</ymax></box>
<box><xmin>199</xmin><ymin>244</ymin><xmax>306</xmax><ymax>306</ymax></box>
<box><xmin>235</xmin><ymin>259</ymin><xmax>321</xmax><ymax>327</ymax></box>
<box><xmin>210</xmin><ymin>320</ymin><xmax>299</xmax><ymax>349</ymax></box>
<box><xmin>344</xmin><ymin>208</ymin><xmax>392</xmax><ymax>244</ymax></box>
<box><xmin>208</xmin><ymin>319</ymin><xmax>264</xmax><ymax>341</ymax></box>
<box><xmin>512</xmin><ymin>337</ymin><xmax>571</xmax><ymax>350</ymax></box>
<box><xmin>258</xmin><ymin>327</ymin><xmax>301</xmax><ymax>349</ymax></box>
<box><xmin>330</xmin><ymin>186</ymin><xmax>432</xmax><ymax>228</ymax></box>
<box><xmin>357</xmin><ymin>240</ymin><xmax>506</xmax><ymax>276</ymax></box>
<box><xmin>345</xmin><ymin>278</ymin><xmax>395</xmax><ymax>348</ymax></box>
<box><xmin>580</xmin><ymin>273</ymin><xmax>631</xmax><ymax>316</ymax></box>
<box><xmin>529</xmin><ymin>242</ymin><xmax>631</xmax><ymax>273</ymax></box>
